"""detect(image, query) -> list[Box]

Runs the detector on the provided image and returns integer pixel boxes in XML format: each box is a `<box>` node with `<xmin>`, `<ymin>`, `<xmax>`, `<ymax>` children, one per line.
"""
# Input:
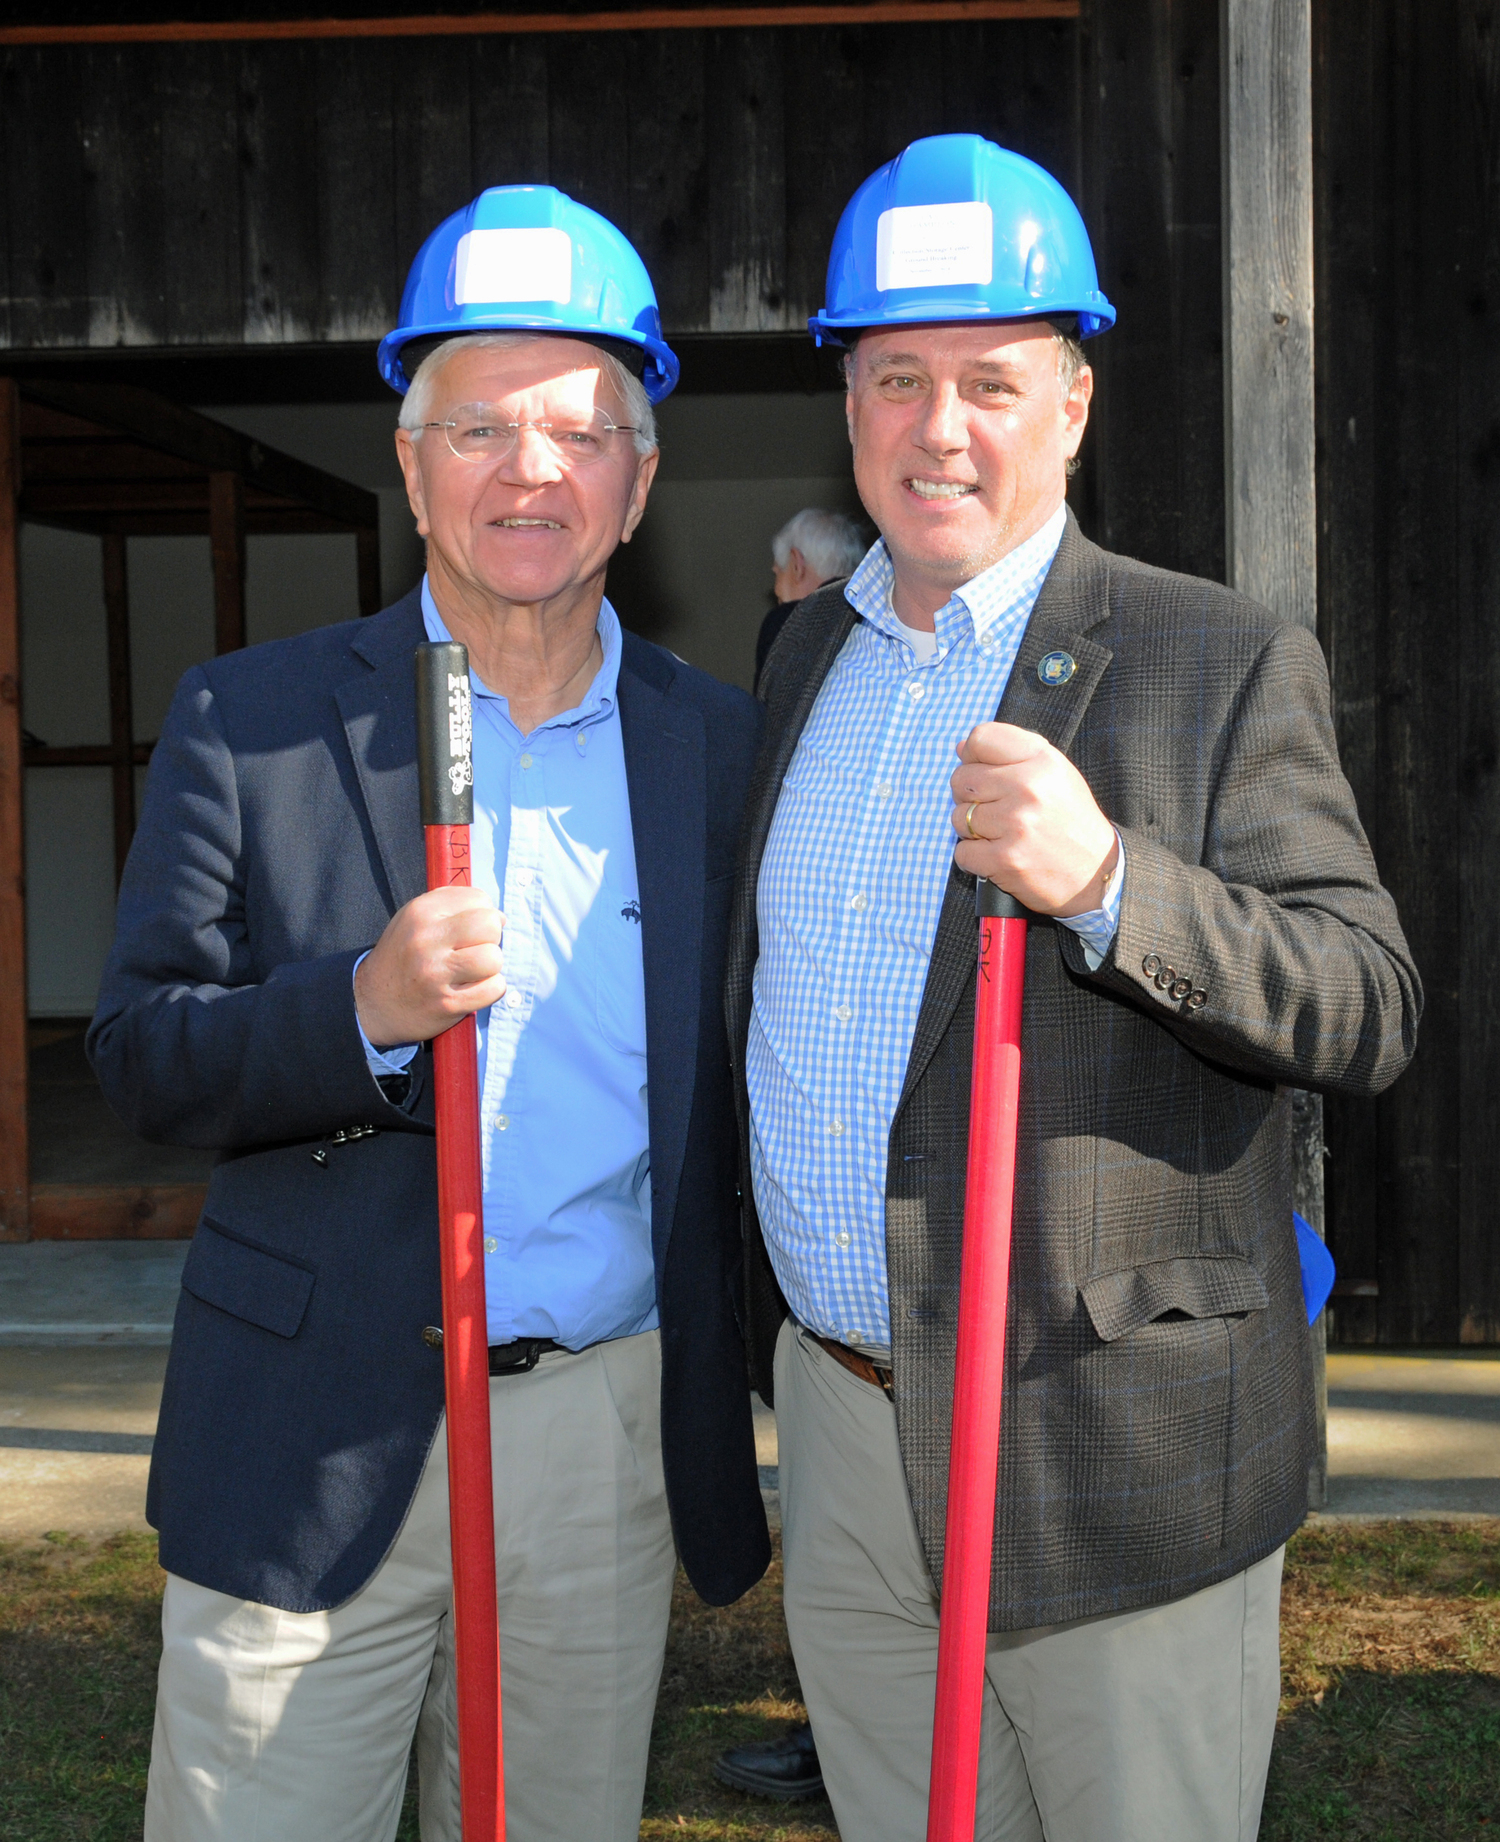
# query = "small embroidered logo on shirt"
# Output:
<box><xmin>621</xmin><ymin>899</ymin><xmax>641</xmax><ymax>923</ymax></box>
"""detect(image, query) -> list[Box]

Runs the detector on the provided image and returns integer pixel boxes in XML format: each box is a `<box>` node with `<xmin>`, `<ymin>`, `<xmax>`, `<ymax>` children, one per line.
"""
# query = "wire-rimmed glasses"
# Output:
<box><xmin>421</xmin><ymin>403</ymin><xmax>640</xmax><ymax>468</ymax></box>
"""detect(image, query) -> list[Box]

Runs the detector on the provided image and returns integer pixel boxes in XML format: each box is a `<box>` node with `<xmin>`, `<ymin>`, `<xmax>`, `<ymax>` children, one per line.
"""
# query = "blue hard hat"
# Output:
<box><xmin>810</xmin><ymin>134</ymin><xmax>1114</xmax><ymax>345</ymax></box>
<box><xmin>378</xmin><ymin>185</ymin><xmax>679</xmax><ymax>401</ymax></box>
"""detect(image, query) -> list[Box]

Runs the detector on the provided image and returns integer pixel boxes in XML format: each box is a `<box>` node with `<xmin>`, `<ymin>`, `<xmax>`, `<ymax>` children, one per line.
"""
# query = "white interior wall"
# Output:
<box><xmin>20</xmin><ymin>389</ymin><xmax>859</xmax><ymax>1017</ymax></box>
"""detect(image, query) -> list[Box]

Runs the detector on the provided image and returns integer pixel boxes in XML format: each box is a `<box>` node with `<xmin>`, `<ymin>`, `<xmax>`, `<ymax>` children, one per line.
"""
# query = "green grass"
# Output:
<box><xmin>1262</xmin><ymin>1521</ymin><xmax>1500</xmax><ymax>1841</ymax></box>
<box><xmin>0</xmin><ymin>1531</ymin><xmax>160</xmax><ymax>1841</ymax></box>
<box><xmin>3</xmin><ymin>1522</ymin><xmax>1497</xmax><ymax>1840</ymax></box>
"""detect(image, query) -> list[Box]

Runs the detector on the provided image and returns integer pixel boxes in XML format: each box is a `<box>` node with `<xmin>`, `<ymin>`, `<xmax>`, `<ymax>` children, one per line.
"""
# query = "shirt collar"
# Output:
<box><xmin>419</xmin><ymin>574</ymin><xmax>622</xmax><ymax>733</ymax></box>
<box><xmin>844</xmin><ymin>502</ymin><xmax>1068</xmax><ymax>656</ymax></box>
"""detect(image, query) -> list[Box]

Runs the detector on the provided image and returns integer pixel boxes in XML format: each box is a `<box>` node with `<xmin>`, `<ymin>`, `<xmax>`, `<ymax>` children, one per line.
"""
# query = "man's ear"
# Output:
<box><xmin>1061</xmin><ymin>365</ymin><xmax>1093</xmax><ymax>460</ymax></box>
<box><xmin>619</xmin><ymin>447</ymin><xmax>660</xmax><ymax>544</ymax></box>
<box><xmin>395</xmin><ymin>428</ymin><xmax>431</xmax><ymax>538</ymax></box>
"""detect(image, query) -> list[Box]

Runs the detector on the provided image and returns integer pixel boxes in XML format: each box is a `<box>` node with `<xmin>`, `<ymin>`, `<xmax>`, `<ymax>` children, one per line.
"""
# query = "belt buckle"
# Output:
<box><xmin>489</xmin><ymin>1340</ymin><xmax>542</xmax><ymax>1375</ymax></box>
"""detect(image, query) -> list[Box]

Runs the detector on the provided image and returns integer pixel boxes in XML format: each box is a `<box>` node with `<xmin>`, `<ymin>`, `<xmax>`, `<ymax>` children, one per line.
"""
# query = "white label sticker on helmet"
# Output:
<box><xmin>875</xmin><ymin>202</ymin><xmax>994</xmax><ymax>292</ymax></box>
<box><xmin>454</xmin><ymin>228</ymin><xmax>573</xmax><ymax>306</ymax></box>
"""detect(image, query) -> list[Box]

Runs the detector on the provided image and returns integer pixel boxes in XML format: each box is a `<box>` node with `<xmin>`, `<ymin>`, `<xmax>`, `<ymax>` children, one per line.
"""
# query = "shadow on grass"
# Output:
<box><xmin>1263</xmin><ymin>1666</ymin><xmax>1500</xmax><ymax>1839</ymax></box>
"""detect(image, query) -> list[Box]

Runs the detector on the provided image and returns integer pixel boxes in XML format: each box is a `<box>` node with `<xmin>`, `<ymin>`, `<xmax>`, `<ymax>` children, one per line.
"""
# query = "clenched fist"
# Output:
<box><xmin>949</xmin><ymin>722</ymin><xmax>1118</xmax><ymax>917</ymax></box>
<box><xmin>354</xmin><ymin>886</ymin><xmax>506</xmax><ymax>1048</ymax></box>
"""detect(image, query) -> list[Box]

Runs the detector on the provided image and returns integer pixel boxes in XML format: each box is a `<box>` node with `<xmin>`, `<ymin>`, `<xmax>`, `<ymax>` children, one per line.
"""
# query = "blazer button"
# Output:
<box><xmin>1154</xmin><ymin>967</ymin><xmax>1175</xmax><ymax>991</ymax></box>
<box><xmin>1186</xmin><ymin>990</ymin><xmax>1207</xmax><ymax>1011</ymax></box>
<box><xmin>1170</xmin><ymin>978</ymin><xmax>1192</xmax><ymax>1000</ymax></box>
<box><xmin>422</xmin><ymin>1325</ymin><xmax>444</xmax><ymax>1350</ymax></box>
<box><xmin>1142</xmin><ymin>954</ymin><xmax>1162</xmax><ymax>976</ymax></box>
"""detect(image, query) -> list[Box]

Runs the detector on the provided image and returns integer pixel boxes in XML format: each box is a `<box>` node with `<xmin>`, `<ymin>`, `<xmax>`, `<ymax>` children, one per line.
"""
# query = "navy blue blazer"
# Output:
<box><xmin>89</xmin><ymin>590</ymin><xmax>771</xmax><ymax>1613</ymax></box>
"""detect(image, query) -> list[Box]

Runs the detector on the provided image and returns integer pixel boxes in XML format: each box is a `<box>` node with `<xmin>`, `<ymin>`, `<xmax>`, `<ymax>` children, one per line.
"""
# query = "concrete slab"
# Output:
<box><xmin>1324</xmin><ymin>1349</ymin><xmax>1500</xmax><ymax>1516</ymax></box>
<box><xmin>0</xmin><ymin>1345</ymin><xmax>165</xmax><ymax>1536</ymax></box>
<box><xmin>1</xmin><ymin>1247</ymin><xmax>1495</xmax><ymax>1537</ymax></box>
<box><xmin>0</xmin><ymin>1241</ymin><xmax>186</xmax><ymax>1345</ymax></box>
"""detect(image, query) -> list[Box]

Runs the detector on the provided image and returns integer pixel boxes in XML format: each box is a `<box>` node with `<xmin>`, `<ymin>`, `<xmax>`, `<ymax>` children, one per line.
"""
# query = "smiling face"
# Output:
<box><xmin>846</xmin><ymin>320</ymin><xmax>1092</xmax><ymax>620</ymax></box>
<box><xmin>395</xmin><ymin>336</ymin><xmax>657</xmax><ymax>618</ymax></box>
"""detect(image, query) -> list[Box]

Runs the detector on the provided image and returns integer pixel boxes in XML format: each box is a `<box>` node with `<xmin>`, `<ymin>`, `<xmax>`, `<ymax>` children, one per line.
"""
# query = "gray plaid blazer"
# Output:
<box><xmin>726</xmin><ymin>513</ymin><xmax>1420</xmax><ymax>1631</ymax></box>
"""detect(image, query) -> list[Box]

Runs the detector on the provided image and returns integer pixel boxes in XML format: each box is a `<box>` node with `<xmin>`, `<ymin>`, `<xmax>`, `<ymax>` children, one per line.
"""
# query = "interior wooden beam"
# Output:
<box><xmin>19</xmin><ymin>381</ymin><xmax>379</xmax><ymax>535</ymax></box>
<box><xmin>28</xmin><ymin>1181</ymin><xmax>207</xmax><ymax>1240</ymax></box>
<box><xmin>209</xmin><ymin>471</ymin><xmax>247</xmax><ymax>656</ymax></box>
<box><xmin>0</xmin><ymin>2</ymin><xmax>1078</xmax><ymax>49</ymax></box>
<box><xmin>101</xmin><ymin>532</ymin><xmax>136</xmax><ymax>886</ymax></box>
<box><xmin>24</xmin><ymin>742</ymin><xmax>154</xmax><ymax>768</ymax></box>
<box><xmin>0</xmin><ymin>379</ymin><xmax>28</xmax><ymax>1241</ymax></box>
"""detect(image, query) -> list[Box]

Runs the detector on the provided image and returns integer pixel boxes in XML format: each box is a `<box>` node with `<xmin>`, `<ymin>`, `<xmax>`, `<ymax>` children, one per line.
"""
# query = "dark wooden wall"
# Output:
<box><xmin>2</xmin><ymin>1</ymin><xmax>1495</xmax><ymax>1341</ymax></box>
<box><xmin>0</xmin><ymin>21</ymin><xmax>1077</xmax><ymax>350</ymax></box>
<box><xmin>1314</xmin><ymin>0</ymin><xmax>1500</xmax><ymax>1345</ymax></box>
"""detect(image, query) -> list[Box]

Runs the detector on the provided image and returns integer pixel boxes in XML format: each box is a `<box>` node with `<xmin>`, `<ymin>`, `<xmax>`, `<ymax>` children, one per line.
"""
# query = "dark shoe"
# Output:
<box><xmin>713</xmin><ymin>1721</ymin><xmax>824</xmax><ymax>1801</ymax></box>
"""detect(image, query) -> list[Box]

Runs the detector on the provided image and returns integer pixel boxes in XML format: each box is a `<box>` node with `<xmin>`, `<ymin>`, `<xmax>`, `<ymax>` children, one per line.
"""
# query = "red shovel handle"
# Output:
<box><xmin>926</xmin><ymin>879</ymin><xmax>1028</xmax><ymax>1842</ymax></box>
<box><xmin>417</xmin><ymin>642</ymin><xmax>505</xmax><ymax>1840</ymax></box>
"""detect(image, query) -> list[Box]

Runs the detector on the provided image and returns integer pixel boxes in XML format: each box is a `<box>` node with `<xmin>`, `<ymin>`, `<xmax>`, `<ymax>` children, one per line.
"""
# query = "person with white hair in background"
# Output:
<box><xmin>91</xmin><ymin>185</ymin><xmax>769</xmax><ymax>1842</ymax></box>
<box><xmin>756</xmin><ymin>506</ymin><xmax>868</xmax><ymax>678</ymax></box>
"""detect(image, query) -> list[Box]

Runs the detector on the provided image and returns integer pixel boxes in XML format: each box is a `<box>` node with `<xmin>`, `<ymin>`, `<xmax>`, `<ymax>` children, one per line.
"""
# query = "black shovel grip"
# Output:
<box><xmin>415</xmin><ymin>641</ymin><xmax>474</xmax><ymax>827</ymax></box>
<box><xmin>976</xmin><ymin>878</ymin><xmax>1028</xmax><ymax>921</ymax></box>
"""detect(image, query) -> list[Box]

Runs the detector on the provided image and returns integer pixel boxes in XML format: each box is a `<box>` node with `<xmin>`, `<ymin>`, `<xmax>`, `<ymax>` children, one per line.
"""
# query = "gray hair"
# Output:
<box><xmin>399</xmin><ymin>332</ymin><xmax>658</xmax><ymax>454</ymax></box>
<box><xmin>771</xmin><ymin>507</ymin><xmax>868</xmax><ymax>581</ymax></box>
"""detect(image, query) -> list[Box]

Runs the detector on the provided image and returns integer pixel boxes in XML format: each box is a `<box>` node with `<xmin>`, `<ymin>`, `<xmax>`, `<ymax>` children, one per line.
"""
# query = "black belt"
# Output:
<box><xmin>488</xmin><ymin>1337</ymin><xmax>565</xmax><ymax>1374</ymax></box>
<box><xmin>421</xmin><ymin>1327</ymin><xmax>582</xmax><ymax>1373</ymax></box>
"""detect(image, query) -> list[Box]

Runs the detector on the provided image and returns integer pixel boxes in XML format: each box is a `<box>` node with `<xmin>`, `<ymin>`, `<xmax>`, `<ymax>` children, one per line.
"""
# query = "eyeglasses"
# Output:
<box><xmin>420</xmin><ymin>403</ymin><xmax>640</xmax><ymax>468</ymax></box>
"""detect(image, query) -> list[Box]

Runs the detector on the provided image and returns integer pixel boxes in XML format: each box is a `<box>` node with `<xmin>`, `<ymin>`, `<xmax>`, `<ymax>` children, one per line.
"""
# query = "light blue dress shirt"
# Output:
<box><xmin>362</xmin><ymin>580</ymin><xmax>655</xmax><ymax>1349</ymax></box>
<box><xmin>747</xmin><ymin>507</ymin><xmax>1122</xmax><ymax>1356</ymax></box>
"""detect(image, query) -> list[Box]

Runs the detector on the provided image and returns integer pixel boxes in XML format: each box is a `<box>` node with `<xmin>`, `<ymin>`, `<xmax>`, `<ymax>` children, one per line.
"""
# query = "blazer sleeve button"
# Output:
<box><xmin>1170</xmin><ymin>977</ymin><xmax>1192</xmax><ymax>1000</ymax></box>
<box><xmin>1142</xmin><ymin>953</ymin><xmax>1162</xmax><ymax>976</ymax></box>
<box><xmin>1154</xmin><ymin>967</ymin><xmax>1175</xmax><ymax>990</ymax></box>
<box><xmin>1186</xmin><ymin>990</ymin><xmax>1207</xmax><ymax>1011</ymax></box>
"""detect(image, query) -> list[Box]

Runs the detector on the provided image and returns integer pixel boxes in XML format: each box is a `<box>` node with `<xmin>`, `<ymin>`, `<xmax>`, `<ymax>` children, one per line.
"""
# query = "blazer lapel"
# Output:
<box><xmin>618</xmin><ymin>639</ymin><xmax>705</xmax><ymax>1269</ymax></box>
<box><xmin>334</xmin><ymin>592</ymin><xmax>429</xmax><ymax>914</ymax></box>
<box><xmin>897</xmin><ymin>516</ymin><xmax>1116</xmax><ymax>1113</ymax></box>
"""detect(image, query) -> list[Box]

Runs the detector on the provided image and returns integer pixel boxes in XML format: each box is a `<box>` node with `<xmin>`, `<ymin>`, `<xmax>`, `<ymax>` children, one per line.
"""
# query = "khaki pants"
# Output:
<box><xmin>775</xmin><ymin>1321</ymin><xmax>1283</xmax><ymax>1842</ymax></box>
<box><xmin>145</xmin><ymin>1329</ymin><xmax>676</xmax><ymax>1842</ymax></box>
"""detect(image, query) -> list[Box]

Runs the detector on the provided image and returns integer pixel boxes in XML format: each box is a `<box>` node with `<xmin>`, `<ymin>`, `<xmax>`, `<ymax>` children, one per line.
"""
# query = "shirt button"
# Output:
<box><xmin>834</xmin><ymin>1003</ymin><xmax>852</xmax><ymax>1022</ymax></box>
<box><xmin>576</xmin><ymin>731</ymin><xmax>587</xmax><ymax>750</ymax></box>
<box><xmin>505</xmin><ymin>990</ymin><xmax>523</xmax><ymax>1010</ymax></box>
<box><xmin>847</xmin><ymin>1330</ymin><xmax>863</xmax><ymax>1344</ymax></box>
<box><xmin>835</xmin><ymin>1231</ymin><xmax>851</xmax><ymax>1248</ymax></box>
<box><xmin>829</xmin><ymin>1117</ymin><xmax>845</xmax><ymax>1136</ymax></box>
<box><xmin>850</xmin><ymin>893</ymin><xmax>868</xmax><ymax>912</ymax></box>
<box><xmin>875</xmin><ymin>781</ymin><xmax>893</xmax><ymax>800</ymax></box>
<box><xmin>519</xmin><ymin>753</ymin><xmax>533</xmax><ymax>769</ymax></box>
<box><xmin>496</xmin><ymin>1115</ymin><xmax>509</xmax><ymax>1130</ymax></box>
<box><xmin>906</xmin><ymin>681</ymin><xmax>925</xmax><ymax>701</ymax></box>
<box><xmin>514</xmin><ymin>868</ymin><xmax>534</xmax><ymax>888</ymax></box>
<box><xmin>483</xmin><ymin>1237</ymin><xmax>497</xmax><ymax>1254</ymax></box>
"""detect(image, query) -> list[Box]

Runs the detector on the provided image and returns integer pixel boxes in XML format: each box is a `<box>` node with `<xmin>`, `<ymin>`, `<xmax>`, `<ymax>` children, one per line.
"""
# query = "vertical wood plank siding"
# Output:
<box><xmin>1314</xmin><ymin>0</ymin><xmax>1500</xmax><ymax>1346</ymax></box>
<box><xmin>0</xmin><ymin>21</ymin><xmax>1084</xmax><ymax>345</ymax></box>
<box><xmin>0</xmin><ymin>4</ymin><xmax>1496</xmax><ymax>1340</ymax></box>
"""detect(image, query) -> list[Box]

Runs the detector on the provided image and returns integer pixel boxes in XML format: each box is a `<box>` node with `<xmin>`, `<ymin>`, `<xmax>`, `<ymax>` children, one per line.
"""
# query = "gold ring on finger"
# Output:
<box><xmin>964</xmin><ymin>802</ymin><xmax>981</xmax><ymax>841</ymax></box>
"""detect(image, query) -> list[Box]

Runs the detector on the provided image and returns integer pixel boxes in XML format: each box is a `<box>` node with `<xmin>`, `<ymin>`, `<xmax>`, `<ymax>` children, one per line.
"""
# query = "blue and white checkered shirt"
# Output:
<box><xmin>746</xmin><ymin>505</ymin><xmax>1121</xmax><ymax>1356</ymax></box>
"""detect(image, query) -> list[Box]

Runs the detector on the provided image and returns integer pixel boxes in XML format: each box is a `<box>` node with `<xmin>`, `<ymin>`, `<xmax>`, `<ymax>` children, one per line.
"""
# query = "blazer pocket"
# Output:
<box><xmin>1080</xmin><ymin>1255</ymin><xmax>1269</xmax><ymax>1344</ymax></box>
<box><xmin>182</xmin><ymin>1218</ymin><xmax>316</xmax><ymax>1339</ymax></box>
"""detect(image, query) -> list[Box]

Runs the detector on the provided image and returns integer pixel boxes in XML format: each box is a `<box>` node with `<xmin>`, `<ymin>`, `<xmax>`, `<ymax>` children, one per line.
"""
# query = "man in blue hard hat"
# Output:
<box><xmin>725</xmin><ymin>136</ymin><xmax>1418</xmax><ymax>1840</ymax></box>
<box><xmin>91</xmin><ymin>186</ymin><xmax>770</xmax><ymax>1842</ymax></box>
